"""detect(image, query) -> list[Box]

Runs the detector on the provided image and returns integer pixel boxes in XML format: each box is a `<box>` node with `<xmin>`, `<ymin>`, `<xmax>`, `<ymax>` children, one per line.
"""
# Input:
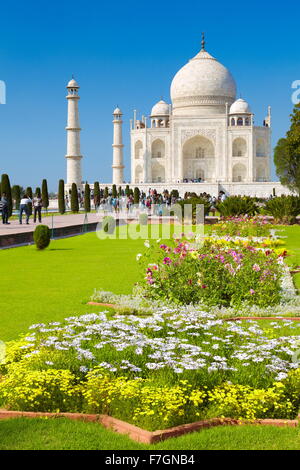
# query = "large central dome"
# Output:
<box><xmin>170</xmin><ymin>47</ymin><xmax>236</xmax><ymax>115</ymax></box>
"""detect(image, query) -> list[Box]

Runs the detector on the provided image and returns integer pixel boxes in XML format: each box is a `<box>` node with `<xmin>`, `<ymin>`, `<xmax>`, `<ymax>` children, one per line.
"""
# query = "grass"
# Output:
<box><xmin>278</xmin><ymin>225</ymin><xmax>300</xmax><ymax>290</ymax></box>
<box><xmin>0</xmin><ymin>418</ymin><xmax>299</xmax><ymax>450</ymax></box>
<box><xmin>0</xmin><ymin>228</ymin><xmax>145</xmax><ymax>342</ymax></box>
<box><xmin>0</xmin><ymin>223</ymin><xmax>300</xmax><ymax>449</ymax></box>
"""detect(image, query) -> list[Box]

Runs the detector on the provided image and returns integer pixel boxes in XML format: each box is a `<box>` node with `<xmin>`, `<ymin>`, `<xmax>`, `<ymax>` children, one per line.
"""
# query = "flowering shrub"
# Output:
<box><xmin>1</xmin><ymin>312</ymin><xmax>300</xmax><ymax>428</ymax></box>
<box><xmin>0</xmin><ymin>362</ymin><xmax>81</xmax><ymax>412</ymax></box>
<box><xmin>139</xmin><ymin>235</ymin><xmax>284</xmax><ymax>307</ymax></box>
<box><xmin>212</xmin><ymin>216</ymin><xmax>270</xmax><ymax>237</ymax></box>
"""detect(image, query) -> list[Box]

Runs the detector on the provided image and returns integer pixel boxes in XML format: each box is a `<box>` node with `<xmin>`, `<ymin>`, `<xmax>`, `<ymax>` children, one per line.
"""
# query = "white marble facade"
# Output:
<box><xmin>130</xmin><ymin>39</ymin><xmax>272</xmax><ymax>188</ymax></box>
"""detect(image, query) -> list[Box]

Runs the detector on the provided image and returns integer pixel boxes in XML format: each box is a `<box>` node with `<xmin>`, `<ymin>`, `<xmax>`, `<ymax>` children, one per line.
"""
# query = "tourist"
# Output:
<box><xmin>0</xmin><ymin>192</ymin><xmax>10</xmax><ymax>224</ymax></box>
<box><xmin>33</xmin><ymin>193</ymin><xmax>43</xmax><ymax>223</ymax></box>
<box><xmin>19</xmin><ymin>194</ymin><xmax>32</xmax><ymax>225</ymax></box>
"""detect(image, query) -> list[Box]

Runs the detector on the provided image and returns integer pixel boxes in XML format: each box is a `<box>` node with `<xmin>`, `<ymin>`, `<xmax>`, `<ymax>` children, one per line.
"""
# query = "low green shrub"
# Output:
<box><xmin>264</xmin><ymin>195</ymin><xmax>300</xmax><ymax>224</ymax></box>
<box><xmin>217</xmin><ymin>196</ymin><xmax>258</xmax><ymax>217</ymax></box>
<box><xmin>33</xmin><ymin>225</ymin><xmax>51</xmax><ymax>250</ymax></box>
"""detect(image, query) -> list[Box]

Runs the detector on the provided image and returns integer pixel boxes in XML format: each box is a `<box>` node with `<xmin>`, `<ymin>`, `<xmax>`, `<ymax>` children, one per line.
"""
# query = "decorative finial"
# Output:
<box><xmin>201</xmin><ymin>32</ymin><xmax>205</xmax><ymax>51</ymax></box>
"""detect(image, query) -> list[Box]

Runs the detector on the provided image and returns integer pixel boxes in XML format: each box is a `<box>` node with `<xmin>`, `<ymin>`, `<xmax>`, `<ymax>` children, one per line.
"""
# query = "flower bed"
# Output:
<box><xmin>138</xmin><ymin>234</ymin><xmax>286</xmax><ymax>308</ymax></box>
<box><xmin>1</xmin><ymin>311</ymin><xmax>300</xmax><ymax>430</ymax></box>
<box><xmin>212</xmin><ymin>216</ymin><xmax>271</xmax><ymax>237</ymax></box>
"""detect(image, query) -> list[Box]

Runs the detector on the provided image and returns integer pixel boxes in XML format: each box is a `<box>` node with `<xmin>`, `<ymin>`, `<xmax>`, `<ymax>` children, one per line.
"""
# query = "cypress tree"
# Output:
<box><xmin>71</xmin><ymin>183</ymin><xmax>79</xmax><ymax>213</ymax></box>
<box><xmin>94</xmin><ymin>181</ymin><xmax>100</xmax><ymax>208</ymax></box>
<box><xmin>58</xmin><ymin>179</ymin><xmax>65</xmax><ymax>214</ymax></box>
<box><xmin>104</xmin><ymin>186</ymin><xmax>109</xmax><ymax>199</ymax></box>
<box><xmin>35</xmin><ymin>187</ymin><xmax>41</xmax><ymax>198</ymax></box>
<box><xmin>84</xmin><ymin>183</ymin><xmax>91</xmax><ymax>212</ymax></box>
<box><xmin>112</xmin><ymin>184</ymin><xmax>117</xmax><ymax>198</ymax></box>
<box><xmin>26</xmin><ymin>186</ymin><xmax>33</xmax><ymax>216</ymax></box>
<box><xmin>125</xmin><ymin>184</ymin><xmax>130</xmax><ymax>197</ymax></box>
<box><xmin>42</xmin><ymin>179</ymin><xmax>49</xmax><ymax>211</ymax></box>
<box><xmin>12</xmin><ymin>185</ymin><xmax>21</xmax><ymax>210</ymax></box>
<box><xmin>1</xmin><ymin>174</ymin><xmax>13</xmax><ymax>217</ymax></box>
<box><xmin>134</xmin><ymin>187</ymin><xmax>140</xmax><ymax>204</ymax></box>
<box><xmin>118</xmin><ymin>186</ymin><xmax>122</xmax><ymax>197</ymax></box>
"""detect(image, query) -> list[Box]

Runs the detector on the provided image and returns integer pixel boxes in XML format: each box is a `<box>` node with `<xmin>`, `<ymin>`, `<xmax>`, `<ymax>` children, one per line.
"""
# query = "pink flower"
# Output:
<box><xmin>163</xmin><ymin>257</ymin><xmax>172</xmax><ymax>265</ymax></box>
<box><xmin>249</xmin><ymin>289</ymin><xmax>255</xmax><ymax>295</ymax></box>
<box><xmin>252</xmin><ymin>264</ymin><xmax>261</xmax><ymax>272</ymax></box>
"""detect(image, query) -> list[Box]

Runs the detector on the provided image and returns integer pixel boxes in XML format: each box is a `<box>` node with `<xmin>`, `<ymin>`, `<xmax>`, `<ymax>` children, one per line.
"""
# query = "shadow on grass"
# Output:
<box><xmin>48</xmin><ymin>248</ymin><xmax>74</xmax><ymax>251</ymax></box>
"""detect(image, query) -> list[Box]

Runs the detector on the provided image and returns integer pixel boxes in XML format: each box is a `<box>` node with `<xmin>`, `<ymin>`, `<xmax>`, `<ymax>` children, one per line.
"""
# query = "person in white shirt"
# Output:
<box><xmin>19</xmin><ymin>194</ymin><xmax>32</xmax><ymax>225</ymax></box>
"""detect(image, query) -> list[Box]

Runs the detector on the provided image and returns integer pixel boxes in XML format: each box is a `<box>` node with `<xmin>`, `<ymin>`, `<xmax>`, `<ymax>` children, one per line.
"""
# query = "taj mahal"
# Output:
<box><xmin>64</xmin><ymin>36</ymin><xmax>292</xmax><ymax>197</ymax></box>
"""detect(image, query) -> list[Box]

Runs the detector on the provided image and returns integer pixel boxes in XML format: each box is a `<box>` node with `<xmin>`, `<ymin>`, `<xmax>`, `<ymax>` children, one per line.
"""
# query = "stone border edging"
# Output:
<box><xmin>0</xmin><ymin>409</ymin><xmax>298</xmax><ymax>444</ymax></box>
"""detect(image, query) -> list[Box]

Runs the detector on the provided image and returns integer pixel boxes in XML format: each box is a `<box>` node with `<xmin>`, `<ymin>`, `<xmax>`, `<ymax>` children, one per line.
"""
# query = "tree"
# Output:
<box><xmin>94</xmin><ymin>181</ymin><xmax>100</xmax><ymax>208</ymax></box>
<box><xmin>26</xmin><ymin>186</ymin><xmax>33</xmax><ymax>216</ymax></box>
<box><xmin>274</xmin><ymin>103</ymin><xmax>300</xmax><ymax>195</ymax></box>
<box><xmin>112</xmin><ymin>184</ymin><xmax>117</xmax><ymax>198</ymax></box>
<box><xmin>11</xmin><ymin>185</ymin><xmax>21</xmax><ymax>210</ymax></box>
<box><xmin>104</xmin><ymin>186</ymin><xmax>109</xmax><ymax>199</ymax></box>
<box><xmin>58</xmin><ymin>179</ymin><xmax>65</xmax><ymax>214</ymax></box>
<box><xmin>71</xmin><ymin>183</ymin><xmax>79</xmax><ymax>213</ymax></box>
<box><xmin>35</xmin><ymin>187</ymin><xmax>41</xmax><ymax>198</ymax></box>
<box><xmin>84</xmin><ymin>183</ymin><xmax>91</xmax><ymax>212</ymax></box>
<box><xmin>125</xmin><ymin>184</ymin><xmax>130</xmax><ymax>197</ymax></box>
<box><xmin>1</xmin><ymin>174</ymin><xmax>13</xmax><ymax>217</ymax></box>
<box><xmin>118</xmin><ymin>186</ymin><xmax>122</xmax><ymax>197</ymax></box>
<box><xmin>42</xmin><ymin>179</ymin><xmax>49</xmax><ymax>210</ymax></box>
<box><xmin>134</xmin><ymin>187</ymin><xmax>140</xmax><ymax>204</ymax></box>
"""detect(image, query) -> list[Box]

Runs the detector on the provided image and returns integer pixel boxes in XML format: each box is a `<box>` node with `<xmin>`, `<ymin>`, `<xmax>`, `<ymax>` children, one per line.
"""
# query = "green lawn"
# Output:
<box><xmin>0</xmin><ymin>228</ymin><xmax>144</xmax><ymax>342</ymax></box>
<box><xmin>278</xmin><ymin>225</ymin><xmax>300</xmax><ymax>290</ymax></box>
<box><xmin>0</xmin><ymin>223</ymin><xmax>300</xmax><ymax>450</ymax></box>
<box><xmin>0</xmin><ymin>418</ymin><xmax>299</xmax><ymax>450</ymax></box>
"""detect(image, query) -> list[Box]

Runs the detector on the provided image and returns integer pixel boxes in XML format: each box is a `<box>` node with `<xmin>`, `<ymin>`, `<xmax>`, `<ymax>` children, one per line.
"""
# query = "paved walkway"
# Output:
<box><xmin>0</xmin><ymin>212</ymin><xmax>101</xmax><ymax>236</ymax></box>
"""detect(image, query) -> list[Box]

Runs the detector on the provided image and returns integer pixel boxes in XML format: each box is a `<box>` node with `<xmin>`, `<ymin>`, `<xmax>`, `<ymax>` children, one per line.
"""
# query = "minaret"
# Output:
<box><xmin>112</xmin><ymin>107</ymin><xmax>124</xmax><ymax>184</ymax></box>
<box><xmin>65</xmin><ymin>78</ymin><xmax>82</xmax><ymax>188</ymax></box>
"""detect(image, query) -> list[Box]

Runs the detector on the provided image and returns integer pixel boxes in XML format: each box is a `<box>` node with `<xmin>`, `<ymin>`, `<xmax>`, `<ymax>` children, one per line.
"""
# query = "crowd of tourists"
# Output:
<box><xmin>0</xmin><ymin>187</ymin><xmax>228</xmax><ymax>225</ymax></box>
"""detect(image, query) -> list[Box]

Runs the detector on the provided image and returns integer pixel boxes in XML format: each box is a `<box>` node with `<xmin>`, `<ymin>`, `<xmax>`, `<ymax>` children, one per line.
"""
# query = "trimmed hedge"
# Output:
<box><xmin>33</xmin><ymin>225</ymin><xmax>51</xmax><ymax>250</ymax></box>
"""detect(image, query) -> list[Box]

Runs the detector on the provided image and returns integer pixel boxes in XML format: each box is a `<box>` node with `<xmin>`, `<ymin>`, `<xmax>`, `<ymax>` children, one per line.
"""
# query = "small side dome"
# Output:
<box><xmin>113</xmin><ymin>107</ymin><xmax>122</xmax><ymax>115</ymax></box>
<box><xmin>67</xmin><ymin>78</ymin><xmax>79</xmax><ymax>88</ymax></box>
<box><xmin>151</xmin><ymin>100</ymin><xmax>169</xmax><ymax>117</ymax></box>
<box><xmin>230</xmin><ymin>98</ymin><xmax>251</xmax><ymax>114</ymax></box>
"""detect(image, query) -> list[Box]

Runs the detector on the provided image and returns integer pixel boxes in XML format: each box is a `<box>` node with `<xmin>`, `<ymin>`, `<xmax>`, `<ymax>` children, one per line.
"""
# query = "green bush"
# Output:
<box><xmin>93</xmin><ymin>182</ymin><xmax>100</xmax><ymax>208</ymax></box>
<box><xmin>58</xmin><ymin>179</ymin><xmax>65</xmax><ymax>214</ymax></box>
<box><xmin>1</xmin><ymin>173</ymin><xmax>13</xmax><ymax>217</ymax></box>
<box><xmin>217</xmin><ymin>196</ymin><xmax>258</xmax><ymax>217</ymax></box>
<box><xmin>264</xmin><ymin>195</ymin><xmax>300</xmax><ymax>224</ymax></box>
<box><xmin>42</xmin><ymin>179</ymin><xmax>49</xmax><ymax>210</ymax></box>
<box><xmin>134</xmin><ymin>187</ymin><xmax>140</xmax><ymax>204</ymax></box>
<box><xmin>139</xmin><ymin>213</ymin><xmax>148</xmax><ymax>225</ymax></box>
<box><xmin>112</xmin><ymin>184</ymin><xmax>117</xmax><ymax>198</ymax></box>
<box><xmin>71</xmin><ymin>183</ymin><xmax>79</xmax><ymax>213</ymax></box>
<box><xmin>84</xmin><ymin>183</ymin><xmax>91</xmax><ymax>213</ymax></box>
<box><xmin>102</xmin><ymin>216</ymin><xmax>116</xmax><ymax>234</ymax></box>
<box><xmin>33</xmin><ymin>225</ymin><xmax>51</xmax><ymax>250</ymax></box>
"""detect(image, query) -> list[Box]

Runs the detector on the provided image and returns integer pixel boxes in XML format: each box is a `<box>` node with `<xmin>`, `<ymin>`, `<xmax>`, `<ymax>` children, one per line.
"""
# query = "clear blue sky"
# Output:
<box><xmin>0</xmin><ymin>0</ymin><xmax>299</xmax><ymax>191</ymax></box>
